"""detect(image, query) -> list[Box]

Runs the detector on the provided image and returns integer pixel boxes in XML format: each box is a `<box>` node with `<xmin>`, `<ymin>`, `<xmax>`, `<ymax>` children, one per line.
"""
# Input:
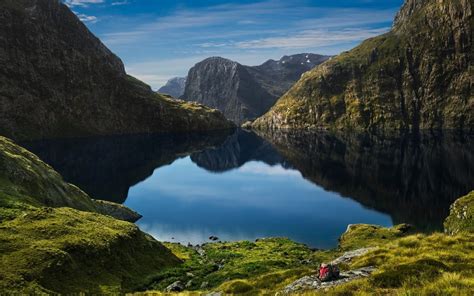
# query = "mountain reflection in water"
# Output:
<box><xmin>22</xmin><ymin>129</ymin><xmax>474</xmax><ymax>247</ymax></box>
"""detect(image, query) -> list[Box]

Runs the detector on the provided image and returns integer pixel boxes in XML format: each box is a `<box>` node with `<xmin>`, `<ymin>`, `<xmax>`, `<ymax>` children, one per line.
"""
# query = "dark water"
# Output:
<box><xmin>22</xmin><ymin>130</ymin><xmax>474</xmax><ymax>248</ymax></box>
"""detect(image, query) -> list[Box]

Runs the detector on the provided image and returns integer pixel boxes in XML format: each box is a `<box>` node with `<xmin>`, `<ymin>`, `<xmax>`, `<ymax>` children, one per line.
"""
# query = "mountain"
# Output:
<box><xmin>0</xmin><ymin>0</ymin><xmax>232</xmax><ymax>141</ymax></box>
<box><xmin>254</xmin><ymin>0</ymin><xmax>473</xmax><ymax>131</ymax></box>
<box><xmin>158</xmin><ymin>77</ymin><xmax>187</xmax><ymax>98</ymax></box>
<box><xmin>182</xmin><ymin>54</ymin><xmax>330</xmax><ymax>124</ymax></box>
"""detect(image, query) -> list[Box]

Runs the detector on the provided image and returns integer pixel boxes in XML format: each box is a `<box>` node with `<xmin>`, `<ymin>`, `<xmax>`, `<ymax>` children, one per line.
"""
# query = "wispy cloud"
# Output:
<box><xmin>89</xmin><ymin>0</ymin><xmax>401</xmax><ymax>88</ymax></box>
<box><xmin>76</xmin><ymin>13</ymin><xmax>98</xmax><ymax>23</ymax></box>
<box><xmin>64</xmin><ymin>0</ymin><xmax>104</xmax><ymax>7</ymax></box>
<box><xmin>111</xmin><ymin>1</ymin><xmax>129</xmax><ymax>6</ymax></box>
<box><xmin>102</xmin><ymin>1</ymin><xmax>395</xmax><ymax>47</ymax></box>
<box><xmin>235</xmin><ymin>27</ymin><xmax>390</xmax><ymax>49</ymax></box>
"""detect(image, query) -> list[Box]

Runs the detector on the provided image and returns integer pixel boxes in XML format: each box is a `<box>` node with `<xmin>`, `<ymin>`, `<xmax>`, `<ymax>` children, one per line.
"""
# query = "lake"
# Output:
<box><xmin>22</xmin><ymin>129</ymin><xmax>474</xmax><ymax>248</ymax></box>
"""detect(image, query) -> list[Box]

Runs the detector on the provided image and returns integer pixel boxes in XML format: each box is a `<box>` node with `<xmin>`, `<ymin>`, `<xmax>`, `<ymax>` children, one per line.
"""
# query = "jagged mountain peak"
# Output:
<box><xmin>182</xmin><ymin>53</ymin><xmax>330</xmax><ymax>124</ymax></box>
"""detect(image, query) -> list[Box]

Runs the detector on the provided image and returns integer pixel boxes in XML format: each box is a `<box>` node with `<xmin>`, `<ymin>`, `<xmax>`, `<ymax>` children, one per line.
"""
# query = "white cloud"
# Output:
<box><xmin>76</xmin><ymin>13</ymin><xmax>98</xmax><ymax>23</ymax></box>
<box><xmin>238</xmin><ymin>162</ymin><xmax>302</xmax><ymax>177</ymax></box>
<box><xmin>97</xmin><ymin>0</ymin><xmax>400</xmax><ymax>89</ymax></box>
<box><xmin>64</xmin><ymin>0</ymin><xmax>104</xmax><ymax>7</ymax></box>
<box><xmin>111</xmin><ymin>1</ymin><xmax>129</xmax><ymax>6</ymax></box>
<box><xmin>236</xmin><ymin>28</ymin><xmax>390</xmax><ymax>49</ymax></box>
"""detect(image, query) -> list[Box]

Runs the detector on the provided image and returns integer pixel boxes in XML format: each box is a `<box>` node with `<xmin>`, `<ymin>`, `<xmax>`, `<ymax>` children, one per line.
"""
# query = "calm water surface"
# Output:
<box><xmin>23</xmin><ymin>130</ymin><xmax>474</xmax><ymax>248</ymax></box>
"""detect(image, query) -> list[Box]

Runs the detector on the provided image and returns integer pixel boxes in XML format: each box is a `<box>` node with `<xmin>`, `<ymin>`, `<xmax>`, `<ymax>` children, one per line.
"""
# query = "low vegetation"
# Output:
<box><xmin>1</xmin><ymin>134</ymin><xmax>473</xmax><ymax>294</ymax></box>
<box><xmin>138</xmin><ymin>192</ymin><xmax>474</xmax><ymax>295</ymax></box>
<box><xmin>0</xmin><ymin>136</ymin><xmax>181</xmax><ymax>293</ymax></box>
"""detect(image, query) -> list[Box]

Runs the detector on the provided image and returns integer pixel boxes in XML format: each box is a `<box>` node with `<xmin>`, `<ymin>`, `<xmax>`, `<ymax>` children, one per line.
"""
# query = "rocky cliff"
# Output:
<box><xmin>254</xmin><ymin>0</ymin><xmax>473</xmax><ymax>131</ymax></box>
<box><xmin>158</xmin><ymin>77</ymin><xmax>187</xmax><ymax>98</ymax></box>
<box><xmin>182</xmin><ymin>54</ymin><xmax>330</xmax><ymax>124</ymax></box>
<box><xmin>0</xmin><ymin>0</ymin><xmax>232</xmax><ymax>141</ymax></box>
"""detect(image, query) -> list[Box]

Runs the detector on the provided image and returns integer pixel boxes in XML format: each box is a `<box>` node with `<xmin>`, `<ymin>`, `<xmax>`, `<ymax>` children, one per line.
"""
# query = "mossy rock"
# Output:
<box><xmin>444</xmin><ymin>191</ymin><xmax>474</xmax><ymax>235</ymax></box>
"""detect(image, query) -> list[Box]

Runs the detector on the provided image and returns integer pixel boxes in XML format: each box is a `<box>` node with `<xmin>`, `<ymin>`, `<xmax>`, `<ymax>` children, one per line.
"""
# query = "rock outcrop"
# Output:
<box><xmin>182</xmin><ymin>54</ymin><xmax>330</xmax><ymax>124</ymax></box>
<box><xmin>278</xmin><ymin>267</ymin><xmax>376</xmax><ymax>295</ymax></box>
<box><xmin>254</xmin><ymin>0</ymin><xmax>473</xmax><ymax>131</ymax></box>
<box><xmin>279</xmin><ymin>248</ymin><xmax>377</xmax><ymax>295</ymax></box>
<box><xmin>0</xmin><ymin>0</ymin><xmax>232</xmax><ymax>141</ymax></box>
<box><xmin>158</xmin><ymin>77</ymin><xmax>187</xmax><ymax>98</ymax></box>
<box><xmin>444</xmin><ymin>190</ymin><xmax>474</xmax><ymax>234</ymax></box>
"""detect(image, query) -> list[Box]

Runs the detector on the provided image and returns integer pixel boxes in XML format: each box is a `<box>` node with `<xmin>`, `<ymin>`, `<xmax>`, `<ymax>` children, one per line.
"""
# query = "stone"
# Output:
<box><xmin>200</xmin><ymin>281</ymin><xmax>209</xmax><ymax>289</ymax></box>
<box><xmin>165</xmin><ymin>281</ymin><xmax>184</xmax><ymax>292</ymax></box>
<box><xmin>330</xmin><ymin>247</ymin><xmax>376</xmax><ymax>265</ymax></box>
<box><xmin>185</xmin><ymin>280</ymin><xmax>193</xmax><ymax>289</ymax></box>
<box><xmin>279</xmin><ymin>267</ymin><xmax>376</xmax><ymax>294</ymax></box>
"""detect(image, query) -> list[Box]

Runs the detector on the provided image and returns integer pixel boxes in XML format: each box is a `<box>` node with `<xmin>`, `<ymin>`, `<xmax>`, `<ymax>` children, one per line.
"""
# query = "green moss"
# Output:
<box><xmin>0</xmin><ymin>206</ymin><xmax>180</xmax><ymax>294</ymax></box>
<box><xmin>0</xmin><ymin>136</ymin><xmax>97</xmax><ymax>212</ymax></box>
<box><xmin>444</xmin><ymin>191</ymin><xmax>474</xmax><ymax>234</ymax></box>
<box><xmin>338</xmin><ymin>224</ymin><xmax>413</xmax><ymax>250</ymax></box>
<box><xmin>221</xmin><ymin>280</ymin><xmax>254</xmax><ymax>294</ymax></box>
<box><xmin>146</xmin><ymin>238</ymin><xmax>331</xmax><ymax>292</ymax></box>
<box><xmin>0</xmin><ymin>136</ymin><xmax>181</xmax><ymax>293</ymax></box>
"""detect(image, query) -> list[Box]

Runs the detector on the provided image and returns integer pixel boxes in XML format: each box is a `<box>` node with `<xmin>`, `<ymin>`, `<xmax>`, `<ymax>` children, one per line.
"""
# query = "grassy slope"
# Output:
<box><xmin>139</xmin><ymin>192</ymin><xmax>474</xmax><ymax>295</ymax></box>
<box><xmin>0</xmin><ymin>136</ymin><xmax>181</xmax><ymax>293</ymax></box>
<box><xmin>1</xmin><ymin>133</ymin><xmax>473</xmax><ymax>294</ymax></box>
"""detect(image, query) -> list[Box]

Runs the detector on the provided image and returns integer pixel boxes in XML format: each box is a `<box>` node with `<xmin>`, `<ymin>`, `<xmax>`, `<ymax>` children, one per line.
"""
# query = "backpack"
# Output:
<box><xmin>319</xmin><ymin>264</ymin><xmax>340</xmax><ymax>282</ymax></box>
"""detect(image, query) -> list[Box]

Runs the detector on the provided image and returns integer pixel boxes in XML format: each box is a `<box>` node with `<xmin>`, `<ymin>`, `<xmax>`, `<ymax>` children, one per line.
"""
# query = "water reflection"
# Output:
<box><xmin>125</xmin><ymin>157</ymin><xmax>391</xmax><ymax>248</ymax></box>
<box><xmin>254</xmin><ymin>130</ymin><xmax>474</xmax><ymax>230</ymax></box>
<box><xmin>21</xmin><ymin>130</ymin><xmax>231</xmax><ymax>203</ymax></box>
<box><xmin>22</xmin><ymin>129</ymin><xmax>474</xmax><ymax>246</ymax></box>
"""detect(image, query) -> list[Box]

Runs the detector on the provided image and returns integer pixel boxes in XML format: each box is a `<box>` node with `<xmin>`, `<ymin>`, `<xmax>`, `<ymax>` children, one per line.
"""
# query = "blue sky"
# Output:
<box><xmin>64</xmin><ymin>0</ymin><xmax>404</xmax><ymax>89</ymax></box>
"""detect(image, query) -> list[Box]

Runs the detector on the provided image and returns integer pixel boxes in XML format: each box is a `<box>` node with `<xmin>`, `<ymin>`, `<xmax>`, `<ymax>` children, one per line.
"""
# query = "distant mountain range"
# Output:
<box><xmin>158</xmin><ymin>77</ymin><xmax>187</xmax><ymax>98</ymax></box>
<box><xmin>181</xmin><ymin>54</ymin><xmax>331</xmax><ymax>124</ymax></box>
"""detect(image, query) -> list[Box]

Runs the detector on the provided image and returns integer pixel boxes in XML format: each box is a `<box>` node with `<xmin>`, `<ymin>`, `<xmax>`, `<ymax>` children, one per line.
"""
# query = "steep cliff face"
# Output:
<box><xmin>0</xmin><ymin>0</ymin><xmax>232</xmax><ymax>141</ymax></box>
<box><xmin>158</xmin><ymin>77</ymin><xmax>187</xmax><ymax>98</ymax></box>
<box><xmin>182</xmin><ymin>54</ymin><xmax>330</xmax><ymax>124</ymax></box>
<box><xmin>254</xmin><ymin>0</ymin><xmax>473</xmax><ymax>131</ymax></box>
